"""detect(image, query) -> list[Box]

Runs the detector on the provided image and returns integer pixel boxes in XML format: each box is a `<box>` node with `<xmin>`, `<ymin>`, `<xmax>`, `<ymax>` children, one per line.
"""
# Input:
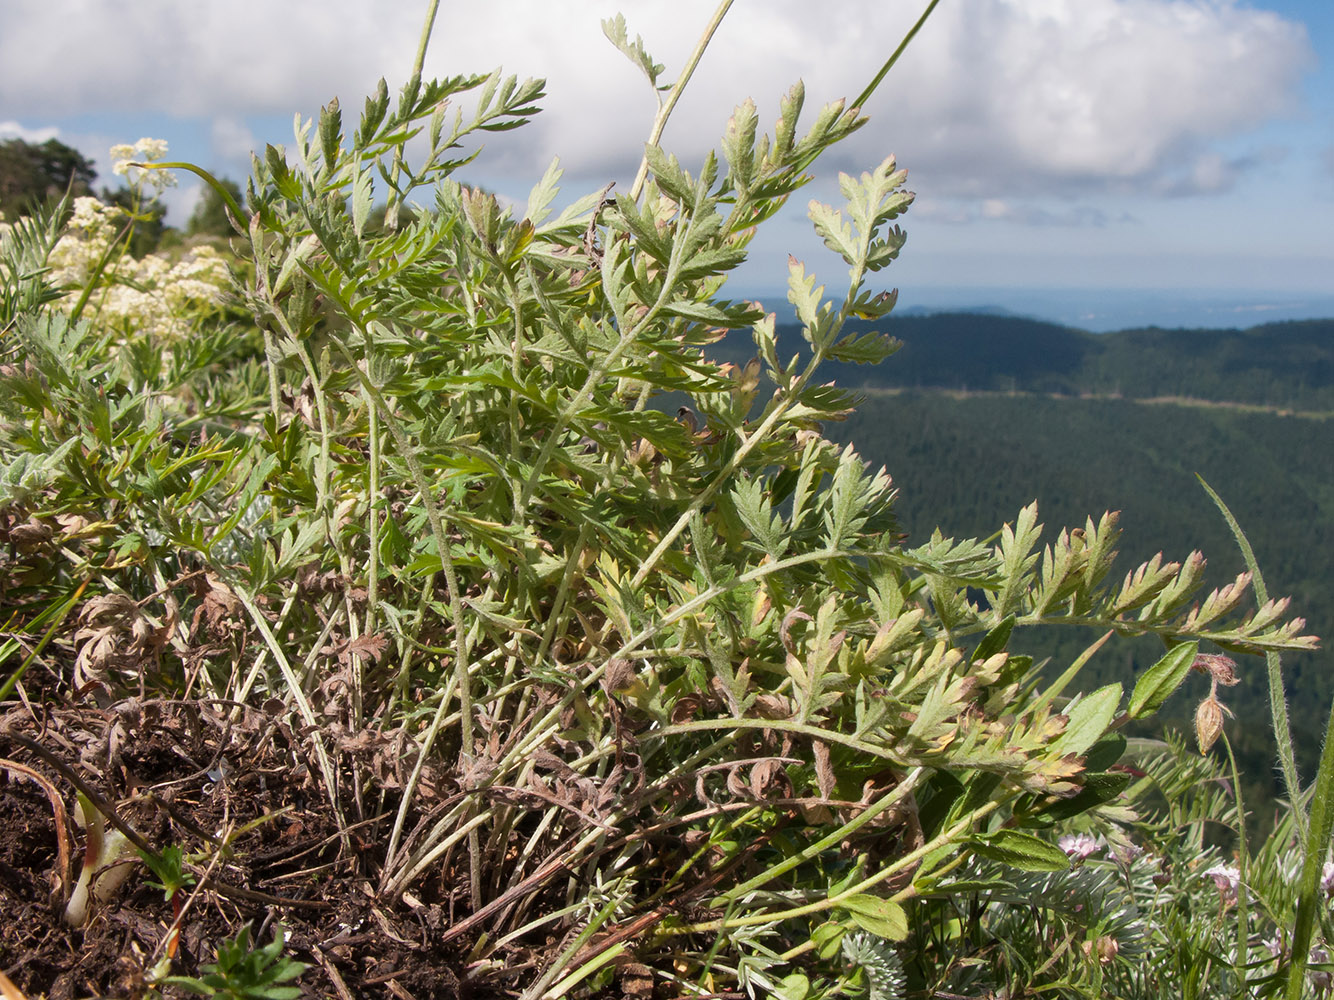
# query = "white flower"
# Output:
<box><xmin>1203</xmin><ymin>862</ymin><xmax>1240</xmax><ymax>905</ymax></box>
<box><xmin>1059</xmin><ymin>834</ymin><xmax>1101</xmax><ymax>862</ymax></box>
<box><xmin>109</xmin><ymin>143</ymin><xmax>137</xmax><ymax>176</ymax></box>
<box><xmin>49</xmin><ymin>198</ymin><xmax>125</xmax><ymax>286</ymax></box>
<box><xmin>134</xmin><ymin>137</ymin><xmax>169</xmax><ymax>160</ymax></box>
<box><xmin>110</xmin><ymin>138</ymin><xmax>177</xmax><ymax>193</ymax></box>
<box><xmin>1322</xmin><ymin>860</ymin><xmax>1334</xmax><ymax>897</ymax></box>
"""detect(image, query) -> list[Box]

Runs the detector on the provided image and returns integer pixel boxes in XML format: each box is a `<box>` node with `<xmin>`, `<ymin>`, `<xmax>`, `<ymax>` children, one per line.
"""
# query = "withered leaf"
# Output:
<box><xmin>750</xmin><ymin>758</ymin><xmax>788</xmax><ymax>799</ymax></box>
<box><xmin>344</xmin><ymin>633</ymin><xmax>389</xmax><ymax>665</ymax></box>
<box><xmin>812</xmin><ymin>739</ymin><xmax>835</xmax><ymax>800</ymax></box>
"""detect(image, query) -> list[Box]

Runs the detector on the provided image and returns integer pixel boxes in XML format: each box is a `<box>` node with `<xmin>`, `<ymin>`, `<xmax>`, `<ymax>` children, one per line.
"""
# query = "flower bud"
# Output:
<box><xmin>1152</xmin><ymin>856</ymin><xmax>1172</xmax><ymax>888</ymax></box>
<box><xmin>1081</xmin><ymin>936</ymin><xmax>1120</xmax><ymax>964</ymax></box>
<box><xmin>1195</xmin><ymin>693</ymin><xmax>1225</xmax><ymax>754</ymax></box>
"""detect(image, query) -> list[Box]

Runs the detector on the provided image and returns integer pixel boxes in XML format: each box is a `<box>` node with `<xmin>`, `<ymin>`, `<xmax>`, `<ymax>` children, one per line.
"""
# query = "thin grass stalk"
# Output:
<box><xmin>0</xmin><ymin>579</ymin><xmax>86</xmax><ymax>703</ymax></box>
<box><xmin>504</xmin><ymin>272</ymin><xmax>526</xmax><ymax>496</ymax></box>
<box><xmin>542</xmin><ymin>942</ymin><xmax>627</xmax><ymax>1000</ymax></box>
<box><xmin>710</xmin><ymin>766</ymin><xmax>926</xmax><ymax>905</ymax></box>
<box><xmin>363</xmin><ymin>384</ymin><xmax>381</xmax><ymax>639</ymax></box>
<box><xmin>64</xmin><ymin>207</ymin><xmax>135</xmax><ymax>325</ymax></box>
<box><xmin>433</xmin><ymin>734</ymin><xmax>754</xmax><ymax>930</ymax></box>
<box><xmin>627</xmin><ymin>356</ymin><xmax>832</xmax><ymax>590</ymax></box>
<box><xmin>321</xmin><ymin>329</ymin><xmax>479</xmax><ymax>900</ymax></box>
<box><xmin>850</xmin><ymin>0</ymin><xmax>943</xmax><ymax>113</ymax></box>
<box><xmin>385</xmin><ymin>804</ymin><xmax>495</xmax><ymax>898</ymax></box>
<box><xmin>628</xmin><ymin>0</ymin><xmax>736</xmax><ymax>203</ymax></box>
<box><xmin>228</xmin><ymin>580</ymin><xmax>348</xmax><ymax>843</ymax></box>
<box><xmin>520</xmin><ymin>888</ymin><xmax>630</xmax><ymax>1000</ymax></box>
<box><xmin>1028</xmin><ymin>628</ymin><xmax>1113</xmax><ymax>717</ymax></box>
<box><xmin>1221</xmin><ymin>731</ymin><xmax>1251</xmax><ymax>998</ymax></box>
<box><xmin>1284</xmin><ymin>693</ymin><xmax>1334</xmax><ymax>1000</ymax></box>
<box><xmin>1198</xmin><ymin>475</ymin><xmax>1305</xmax><ymax>840</ymax></box>
<box><xmin>491</xmin><ymin>899</ymin><xmax>588</xmax><ymax>951</ymax></box>
<box><xmin>262</xmin><ymin>302</ymin><xmax>369</xmax><ymax>734</ymax></box>
<box><xmin>679</xmin><ymin>797</ymin><xmax>1000</xmax><ymax>935</ymax></box>
<box><xmin>391</xmin><ymin>574</ymin><xmax>435</xmax><ymax>704</ymax></box>
<box><xmin>652</xmin><ymin>716</ymin><xmax>911</xmax><ymax>764</ymax></box>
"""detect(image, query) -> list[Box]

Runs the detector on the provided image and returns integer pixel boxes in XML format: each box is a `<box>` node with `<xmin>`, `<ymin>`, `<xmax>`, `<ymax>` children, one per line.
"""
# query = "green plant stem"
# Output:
<box><xmin>850</xmin><ymin>1</ymin><xmax>942</xmax><ymax>112</ymax></box>
<box><xmin>627</xmin><ymin>363</ymin><xmax>827</xmax><ymax>590</ymax></box>
<box><xmin>150</xmin><ymin>162</ymin><xmax>246</xmax><ymax>228</ymax></box>
<box><xmin>654</xmin><ymin>716</ymin><xmax>910</xmax><ymax>768</ymax></box>
<box><xmin>65</xmin><ymin>212</ymin><xmax>136</xmax><ymax>325</ymax></box>
<box><xmin>1221</xmin><ymin>732</ymin><xmax>1251</xmax><ymax>1000</ymax></box>
<box><xmin>288</xmin><ymin>337</ymin><xmax>334</xmax><ymax>522</ymax></box>
<box><xmin>1198</xmin><ymin>475</ymin><xmax>1304</xmax><ymax>841</ymax></box>
<box><xmin>628</xmin><ymin>0</ymin><xmax>736</xmax><ymax>203</ymax></box>
<box><xmin>1029</xmin><ymin>629</ymin><xmax>1113</xmax><ymax>717</ymax></box>
<box><xmin>364</xmin><ymin>383</ymin><xmax>381</xmax><ymax>637</ymax></box>
<box><xmin>410</xmin><ymin>1</ymin><xmax>440</xmax><ymax>85</ymax></box>
<box><xmin>320</xmin><ymin>328</ymin><xmax>479</xmax><ymax>904</ymax></box>
<box><xmin>542</xmin><ymin>941</ymin><xmax>627</xmax><ymax>1000</ymax></box>
<box><xmin>515</xmin><ymin>207</ymin><xmax>697</xmax><ymax>511</ymax></box>
<box><xmin>521</xmin><ymin>889</ymin><xmax>630</xmax><ymax>1000</ymax></box>
<box><xmin>628</xmin><ymin>180</ymin><xmax>883</xmax><ymax>591</ymax></box>
<box><xmin>677</xmin><ymin>797</ymin><xmax>998</xmax><ymax>935</ymax></box>
<box><xmin>385</xmin><ymin>803</ymin><xmax>494</xmax><ymax>898</ymax></box>
<box><xmin>1284</xmin><ymin>691</ymin><xmax>1334</xmax><ymax>1000</ymax></box>
<box><xmin>502</xmin><ymin>547</ymin><xmax>842</xmax><ymax>767</ymax></box>
<box><xmin>713</xmin><ymin>767</ymin><xmax>925</xmax><ymax>905</ymax></box>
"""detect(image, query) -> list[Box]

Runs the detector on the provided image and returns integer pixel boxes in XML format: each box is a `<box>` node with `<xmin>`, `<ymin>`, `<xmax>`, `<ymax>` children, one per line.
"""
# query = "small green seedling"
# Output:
<box><xmin>157</xmin><ymin>924</ymin><xmax>307</xmax><ymax>1000</ymax></box>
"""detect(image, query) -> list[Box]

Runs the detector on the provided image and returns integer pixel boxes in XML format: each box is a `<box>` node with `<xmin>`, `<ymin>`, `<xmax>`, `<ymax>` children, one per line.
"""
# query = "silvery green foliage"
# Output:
<box><xmin>0</xmin><ymin>10</ymin><xmax>1323</xmax><ymax>999</ymax></box>
<box><xmin>911</xmin><ymin>730</ymin><xmax>1334</xmax><ymax>999</ymax></box>
<box><xmin>842</xmin><ymin>932</ymin><xmax>906</xmax><ymax>1000</ymax></box>
<box><xmin>0</xmin><ymin>195</ymin><xmax>67</xmax><ymax>327</ymax></box>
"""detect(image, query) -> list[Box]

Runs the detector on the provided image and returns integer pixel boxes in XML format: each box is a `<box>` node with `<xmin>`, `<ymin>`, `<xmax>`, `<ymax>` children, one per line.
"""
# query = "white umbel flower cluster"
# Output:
<box><xmin>50</xmin><ymin>195</ymin><xmax>229</xmax><ymax>342</ymax></box>
<box><xmin>110</xmin><ymin>137</ymin><xmax>177</xmax><ymax>196</ymax></box>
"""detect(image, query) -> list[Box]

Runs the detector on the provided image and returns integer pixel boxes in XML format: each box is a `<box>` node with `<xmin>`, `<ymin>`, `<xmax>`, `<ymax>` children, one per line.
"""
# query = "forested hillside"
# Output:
<box><xmin>831</xmin><ymin>391</ymin><xmax>1334</xmax><ymax>804</ymax></box>
<box><xmin>714</xmin><ymin>312</ymin><xmax>1334</xmax><ymax>807</ymax></box>
<box><xmin>715</xmin><ymin>313</ymin><xmax>1334</xmax><ymax>410</ymax></box>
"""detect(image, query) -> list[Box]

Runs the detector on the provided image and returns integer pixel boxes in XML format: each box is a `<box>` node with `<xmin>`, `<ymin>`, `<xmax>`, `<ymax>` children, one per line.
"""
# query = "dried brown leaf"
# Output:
<box><xmin>812</xmin><ymin>739</ymin><xmax>835</xmax><ymax>800</ymax></box>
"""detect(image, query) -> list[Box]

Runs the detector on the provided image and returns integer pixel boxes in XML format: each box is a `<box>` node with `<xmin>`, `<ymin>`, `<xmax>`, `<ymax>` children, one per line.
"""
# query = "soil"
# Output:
<box><xmin>0</xmin><ymin>692</ymin><xmax>488</xmax><ymax>1000</ymax></box>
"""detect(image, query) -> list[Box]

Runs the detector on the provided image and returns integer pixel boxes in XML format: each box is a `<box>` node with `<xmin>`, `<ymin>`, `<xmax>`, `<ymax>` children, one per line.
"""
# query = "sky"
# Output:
<box><xmin>1</xmin><ymin>0</ymin><xmax>1331</xmax><ymax>330</ymax></box>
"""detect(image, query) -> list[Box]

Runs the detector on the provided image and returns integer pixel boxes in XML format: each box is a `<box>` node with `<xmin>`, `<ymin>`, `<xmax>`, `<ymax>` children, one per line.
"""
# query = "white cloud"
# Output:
<box><xmin>210</xmin><ymin>118</ymin><xmax>257</xmax><ymax>164</ymax></box>
<box><xmin>915</xmin><ymin>195</ymin><xmax>1129</xmax><ymax>227</ymax></box>
<box><xmin>0</xmin><ymin>120</ymin><xmax>59</xmax><ymax>143</ymax></box>
<box><xmin>0</xmin><ymin>1</ymin><xmax>421</xmax><ymax>118</ymax></box>
<box><xmin>0</xmin><ymin>0</ymin><xmax>1313</xmax><ymax>207</ymax></box>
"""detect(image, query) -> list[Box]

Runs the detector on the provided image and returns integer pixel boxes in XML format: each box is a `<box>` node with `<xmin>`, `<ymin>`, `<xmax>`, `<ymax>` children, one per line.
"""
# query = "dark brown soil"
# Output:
<box><xmin>0</xmin><ymin>695</ymin><xmax>482</xmax><ymax>1000</ymax></box>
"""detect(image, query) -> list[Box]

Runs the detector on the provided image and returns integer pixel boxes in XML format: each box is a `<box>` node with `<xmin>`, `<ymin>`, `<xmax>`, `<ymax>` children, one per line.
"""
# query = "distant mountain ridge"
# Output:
<box><xmin>727</xmin><ymin>313</ymin><xmax>1334</xmax><ymax>412</ymax></box>
<box><xmin>891</xmin><ymin>304</ymin><xmax>1032</xmax><ymax>320</ymax></box>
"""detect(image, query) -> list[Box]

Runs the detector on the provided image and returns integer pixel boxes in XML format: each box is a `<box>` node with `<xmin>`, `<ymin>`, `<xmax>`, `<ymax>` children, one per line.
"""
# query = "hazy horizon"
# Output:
<box><xmin>728</xmin><ymin>284</ymin><xmax>1334</xmax><ymax>334</ymax></box>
